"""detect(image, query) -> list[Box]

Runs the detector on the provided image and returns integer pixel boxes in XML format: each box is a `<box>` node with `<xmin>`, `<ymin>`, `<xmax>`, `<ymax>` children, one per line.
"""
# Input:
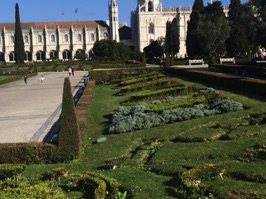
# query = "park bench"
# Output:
<box><xmin>188</xmin><ymin>59</ymin><xmax>204</xmax><ymax>65</ymax></box>
<box><xmin>220</xmin><ymin>57</ymin><xmax>235</xmax><ymax>64</ymax></box>
<box><xmin>255</xmin><ymin>60</ymin><xmax>266</xmax><ymax>64</ymax></box>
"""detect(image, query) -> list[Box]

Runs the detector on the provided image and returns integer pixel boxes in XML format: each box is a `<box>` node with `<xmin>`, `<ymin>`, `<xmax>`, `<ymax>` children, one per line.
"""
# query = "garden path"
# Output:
<box><xmin>0</xmin><ymin>71</ymin><xmax>88</xmax><ymax>143</ymax></box>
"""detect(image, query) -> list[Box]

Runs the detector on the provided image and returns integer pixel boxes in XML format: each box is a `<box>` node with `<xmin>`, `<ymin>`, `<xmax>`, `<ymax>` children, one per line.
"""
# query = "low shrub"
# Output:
<box><xmin>0</xmin><ymin>181</ymin><xmax>67</xmax><ymax>199</ymax></box>
<box><xmin>0</xmin><ymin>164</ymin><xmax>26</xmax><ymax>180</ymax></box>
<box><xmin>42</xmin><ymin>166</ymin><xmax>70</xmax><ymax>181</ymax></box>
<box><xmin>0</xmin><ymin>142</ymin><xmax>58</xmax><ymax>164</ymax></box>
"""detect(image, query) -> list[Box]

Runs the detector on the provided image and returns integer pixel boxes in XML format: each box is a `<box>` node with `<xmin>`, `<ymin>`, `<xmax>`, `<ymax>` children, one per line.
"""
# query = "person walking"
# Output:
<box><xmin>68</xmin><ymin>66</ymin><xmax>72</xmax><ymax>76</ymax></box>
<box><xmin>23</xmin><ymin>76</ymin><xmax>28</xmax><ymax>84</ymax></box>
<box><xmin>71</xmin><ymin>67</ymin><xmax>75</xmax><ymax>76</ymax></box>
<box><xmin>39</xmin><ymin>75</ymin><xmax>44</xmax><ymax>83</ymax></box>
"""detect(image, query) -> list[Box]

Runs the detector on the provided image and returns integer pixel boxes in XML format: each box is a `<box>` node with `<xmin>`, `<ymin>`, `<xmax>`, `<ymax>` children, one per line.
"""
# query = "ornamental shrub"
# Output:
<box><xmin>0</xmin><ymin>164</ymin><xmax>25</xmax><ymax>180</ymax></box>
<box><xmin>58</xmin><ymin>77</ymin><xmax>81</xmax><ymax>160</ymax></box>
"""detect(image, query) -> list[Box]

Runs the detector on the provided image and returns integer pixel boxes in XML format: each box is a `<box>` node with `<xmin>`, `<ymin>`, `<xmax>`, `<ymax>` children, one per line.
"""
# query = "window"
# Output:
<box><xmin>64</xmin><ymin>34</ymin><xmax>69</xmax><ymax>42</ymax></box>
<box><xmin>78</xmin><ymin>34</ymin><xmax>82</xmax><ymax>42</ymax></box>
<box><xmin>38</xmin><ymin>35</ymin><xmax>42</xmax><ymax>43</ymax></box>
<box><xmin>24</xmin><ymin>35</ymin><xmax>29</xmax><ymax>44</ymax></box>
<box><xmin>148</xmin><ymin>1</ymin><xmax>153</xmax><ymax>12</ymax></box>
<box><xmin>149</xmin><ymin>23</ymin><xmax>154</xmax><ymax>34</ymax></box>
<box><xmin>91</xmin><ymin>33</ymin><xmax>95</xmax><ymax>42</ymax></box>
<box><xmin>103</xmin><ymin>33</ymin><xmax>108</xmax><ymax>40</ymax></box>
<box><xmin>11</xmin><ymin>35</ymin><xmax>14</xmax><ymax>43</ymax></box>
<box><xmin>51</xmin><ymin>34</ymin><xmax>55</xmax><ymax>42</ymax></box>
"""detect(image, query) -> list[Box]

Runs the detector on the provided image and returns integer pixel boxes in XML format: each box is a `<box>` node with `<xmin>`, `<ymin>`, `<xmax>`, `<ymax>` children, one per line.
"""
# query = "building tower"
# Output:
<box><xmin>109</xmin><ymin>0</ymin><xmax>120</xmax><ymax>42</ymax></box>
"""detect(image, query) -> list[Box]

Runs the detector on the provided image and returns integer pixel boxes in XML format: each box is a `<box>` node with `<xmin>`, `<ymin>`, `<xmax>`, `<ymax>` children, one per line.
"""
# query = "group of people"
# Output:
<box><xmin>68</xmin><ymin>66</ymin><xmax>75</xmax><ymax>77</ymax></box>
<box><xmin>23</xmin><ymin>75</ymin><xmax>44</xmax><ymax>84</ymax></box>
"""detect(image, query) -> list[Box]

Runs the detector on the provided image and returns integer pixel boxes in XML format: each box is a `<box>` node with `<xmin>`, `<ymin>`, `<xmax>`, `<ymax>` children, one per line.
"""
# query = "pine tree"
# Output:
<box><xmin>186</xmin><ymin>0</ymin><xmax>204</xmax><ymax>58</ymax></box>
<box><xmin>14</xmin><ymin>3</ymin><xmax>25</xmax><ymax>64</ymax></box>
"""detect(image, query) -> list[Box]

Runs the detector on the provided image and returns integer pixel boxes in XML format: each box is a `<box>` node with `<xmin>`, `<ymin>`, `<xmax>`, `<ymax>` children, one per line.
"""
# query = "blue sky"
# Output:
<box><xmin>0</xmin><ymin>0</ymin><xmax>247</xmax><ymax>26</ymax></box>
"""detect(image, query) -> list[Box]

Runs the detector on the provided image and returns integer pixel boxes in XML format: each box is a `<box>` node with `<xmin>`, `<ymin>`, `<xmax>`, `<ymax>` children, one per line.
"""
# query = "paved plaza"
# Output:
<box><xmin>0</xmin><ymin>71</ymin><xmax>88</xmax><ymax>143</ymax></box>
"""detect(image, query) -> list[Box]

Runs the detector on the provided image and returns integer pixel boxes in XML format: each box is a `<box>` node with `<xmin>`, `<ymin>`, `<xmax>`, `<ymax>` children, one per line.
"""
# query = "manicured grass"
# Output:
<box><xmin>17</xmin><ymin>72</ymin><xmax>266</xmax><ymax>198</ymax></box>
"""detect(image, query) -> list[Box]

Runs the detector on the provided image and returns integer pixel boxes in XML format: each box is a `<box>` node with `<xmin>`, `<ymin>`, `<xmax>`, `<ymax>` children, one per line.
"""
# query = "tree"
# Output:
<box><xmin>74</xmin><ymin>50</ymin><xmax>88</xmax><ymax>61</ymax></box>
<box><xmin>58</xmin><ymin>77</ymin><xmax>81</xmax><ymax>160</ymax></box>
<box><xmin>226</xmin><ymin>0</ymin><xmax>245</xmax><ymax>57</ymax></box>
<box><xmin>195</xmin><ymin>1</ymin><xmax>230</xmax><ymax>63</ymax></box>
<box><xmin>165</xmin><ymin>18</ymin><xmax>180</xmax><ymax>56</ymax></box>
<box><xmin>92</xmin><ymin>40</ymin><xmax>137</xmax><ymax>62</ymax></box>
<box><xmin>14</xmin><ymin>3</ymin><xmax>25</xmax><ymax>64</ymax></box>
<box><xmin>186</xmin><ymin>0</ymin><xmax>205</xmax><ymax>58</ymax></box>
<box><xmin>143</xmin><ymin>40</ymin><xmax>164</xmax><ymax>62</ymax></box>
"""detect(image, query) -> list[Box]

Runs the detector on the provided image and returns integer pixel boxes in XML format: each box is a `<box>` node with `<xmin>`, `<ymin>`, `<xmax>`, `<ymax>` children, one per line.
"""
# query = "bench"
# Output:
<box><xmin>255</xmin><ymin>60</ymin><xmax>266</xmax><ymax>64</ymax></box>
<box><xmin>220</xmin><ymin>57</ymin><xmax>235</xmax><ymax>64</ymax></box>
<box><xmin>235</xmin><ymin>69</ymin><xmax>248</xmax><ymax>77</ymax></box>
<box><xmin>188</xmin><ymin>59</ymin><xmax>204</xmax><ymax>65</ymax></box>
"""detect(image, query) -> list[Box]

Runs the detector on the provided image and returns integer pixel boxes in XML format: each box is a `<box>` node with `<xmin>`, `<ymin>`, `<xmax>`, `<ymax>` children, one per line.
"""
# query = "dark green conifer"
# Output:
<box><xmin>14</xmin><ymin>3</ymin><xmax>25</xmax><ymax>64</ymax></box>
<box><xmin>58</xmin><ymin>77</ymin><xmax>81</xmax><ymax>160</ymax></box>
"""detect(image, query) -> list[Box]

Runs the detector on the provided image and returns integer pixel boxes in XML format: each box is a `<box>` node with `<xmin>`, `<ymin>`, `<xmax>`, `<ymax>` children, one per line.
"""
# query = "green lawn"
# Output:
<box><xmin>18</xmin><ymin>73</ymin><xmax>266</xmax><ymax>198</ymax></box>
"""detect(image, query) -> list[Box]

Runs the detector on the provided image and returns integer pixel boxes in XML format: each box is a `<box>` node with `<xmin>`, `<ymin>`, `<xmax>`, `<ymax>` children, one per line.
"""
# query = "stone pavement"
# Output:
<box><xmin>0</xmin><ymin>71</ymin><xmax>88</xmax><ymax>143</ymax></box>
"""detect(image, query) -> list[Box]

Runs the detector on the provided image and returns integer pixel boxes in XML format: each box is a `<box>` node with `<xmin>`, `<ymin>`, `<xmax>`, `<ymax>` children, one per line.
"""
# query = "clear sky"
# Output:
<box><xmin>0</xmin><ymin>0</ymin><xmax>247</xmax><ymax>26</ymax></box>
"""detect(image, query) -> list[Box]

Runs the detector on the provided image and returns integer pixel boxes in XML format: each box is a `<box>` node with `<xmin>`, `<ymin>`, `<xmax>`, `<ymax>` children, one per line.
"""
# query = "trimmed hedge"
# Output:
<box><xmin>165</xmin><ymin>67</ymin><xmax>266</xmax><ymax>96</ymax></box>
<box><xmin>0</xmin><ymin>164</ymin><xmax>26</xmax><ymax>180</ymax></box>
<box><xmin>0</xmin><ymin>142</ymin><xmax>58</xmax><ymax>164</ymax></box>
<box><xmin>58</xmin><ymin>77</ymin><xmax>81</xmax><ymax>160</ymax></box>
<box><xmin>89</xmin><ymin>67</ymin><xmax>161</xmax><ymax>83</ymax></box>
<box><xmin>72</xmin><ymin>172</ymin><xmax>120</xmax><ymax>199</ymax></box>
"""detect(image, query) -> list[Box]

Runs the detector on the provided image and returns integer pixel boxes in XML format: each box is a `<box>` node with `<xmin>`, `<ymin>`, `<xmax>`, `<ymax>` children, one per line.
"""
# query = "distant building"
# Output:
<box><xmin>0</xmin><ymin>0</ymin><xmax>229</xmax><ymax>62</ymax></box>
<box><xmin>131</xmin><ymin>0</ymin><xmax>229</xmax><ymax>57</ymax></box>
<box><xmin>0</xmin><ymin>21</ymin><xmax>109</xmax><ymax>62</ymax></box>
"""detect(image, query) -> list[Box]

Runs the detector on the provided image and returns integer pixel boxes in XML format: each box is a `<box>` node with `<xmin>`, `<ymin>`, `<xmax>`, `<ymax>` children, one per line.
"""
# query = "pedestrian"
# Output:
<box><xmin>23</xmin><ymin>76</ymin><xmax>27</xmax><ymax>84</ymax></box>
<box><xmin>39</xmin><ymin>75</ymin><xmax>44</xmax><ymax>83</ymax></box>
<box><xmin>68</xmin><ymin>66</ymin><xmax>72</xmax><ymax>76</ymax></box>
<box><xmin>71</xmin><ymin>67</ymin><xmax>75</xmax><ymax>76</ymax></box>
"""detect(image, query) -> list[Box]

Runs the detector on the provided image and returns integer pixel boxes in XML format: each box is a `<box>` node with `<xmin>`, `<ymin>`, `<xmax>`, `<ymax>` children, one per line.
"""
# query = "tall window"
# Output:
<box><xmin>51</xmin><ymin>34</ymin><xmax>55</xmax><ymax>42</ymax></box>
<box><xmin>149</xmin><ymin>23</ymin><xmax>154</xmax><ymax>34</ymax></box>
<box><xmin>148</xmin><ymin>1</ymin><xmax>153</xmax><ymax>12</ymax></box>
<box><xmin>64</xmin><ymin>34</ymin><xmax>69</xmax><ymax>42</ymax></box>
<box><xmin>38</xmin><ymin>35</ymin><xmax>42</xmax><ymax>43</ymax></box>
<box><xmin>91</xmin><ymin>33</ymin><xmax>95</xmax><ymax>42</ymax></box>
<box><xmin>24</xmin><ymin>35</ymin><xmax>29</xmax><ymax>44</ymax></box>
<box><xmin>78</xmin><ymin>33</ymin><xmax>82</xmax><ymax>42</ymax></box>
<box><xmin>11</xmin><ymin>35</ymin><xmax>14</xmax><ymax>43</ymax></box>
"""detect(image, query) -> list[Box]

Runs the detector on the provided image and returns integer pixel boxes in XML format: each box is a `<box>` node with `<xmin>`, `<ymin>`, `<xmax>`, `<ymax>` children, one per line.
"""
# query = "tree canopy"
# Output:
<box><xmin>165</xmin><ymin>18</ymin><xmax>180</xmax><ymax>55</ymax></box>
<box><xmin>186</xmin><ymin>0</ymin><xmax>205</xmax><ymax>58</ymax></box>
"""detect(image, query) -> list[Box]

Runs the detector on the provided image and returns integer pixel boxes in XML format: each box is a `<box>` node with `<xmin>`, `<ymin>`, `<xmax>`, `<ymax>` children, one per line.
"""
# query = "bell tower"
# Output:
<box><xmin>138</xmin><ymin>0</ymin><xmax>160</xmax><ymax>12</ymax></box>
<box><xmin>109</xmin><ymin>0</ymin><xmax>120</xmax><ymax>42</ymax></box>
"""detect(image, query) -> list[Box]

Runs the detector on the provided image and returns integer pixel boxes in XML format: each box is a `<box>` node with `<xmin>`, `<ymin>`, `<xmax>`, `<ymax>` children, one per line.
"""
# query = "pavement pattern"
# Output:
<box><xmin>0</xmin><ymin>71</ymin><xmax>88</xmax><ymax>143</ymax></box>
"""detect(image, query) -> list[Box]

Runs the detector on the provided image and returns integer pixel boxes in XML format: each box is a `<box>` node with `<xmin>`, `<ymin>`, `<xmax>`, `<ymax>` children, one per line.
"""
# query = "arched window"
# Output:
<box><xmin>64</xmin><ymin>34</ymin><xmax>69</xmax><ymax>42</ymax></box>
<box><xmin>103</xmin><ymin>33</ymin><xmax>108</xmax><ymax>40</ymax></box>
<box><xmin>11</xmin><ymin>35</ymin><xmax>14</xmax><ymax>44</ymax></box>
<box><xmin>149</xmin><ymin>23</ymin><xmax>154</xmax><ymax>34</ymax></box>
<box><xmin>78</xmin><ymin>34</ymin><xmax>82</xmax><ymax>42</ymax></box>
<box><xmin>9</xmin><ymin>52</ymin><xmax>15</xmax><ymax>61</ymax></box>
<box><xmin>148</xmin><ymin>1</ymin><xmax>153</xmax><ymax>12</ymax></box>
<box><xmin>24</xmin><ymin>35</ymin><xmax>29</xmax><ymax>44</ymax></box>
<box><xmin>38</xmin><ymin>35</ymin><xmax>42</xmax><ymax>43</ymax></box>
<box><xmin>91</xmin><ymin>33</ymin><xmax>95</xmax><ymax>42</ymax></box>
<box><xmin>51</xmin><ymin>34</ymin><xmax>55</xmax><ymax>42</ymax></box>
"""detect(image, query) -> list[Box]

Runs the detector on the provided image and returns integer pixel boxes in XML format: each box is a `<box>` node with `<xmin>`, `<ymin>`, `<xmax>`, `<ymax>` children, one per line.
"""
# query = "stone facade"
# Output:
<box><xmin>0</xmin><ymin>0</ymin><xmax>229</xmax><ymax>62</ymax></box>
<box><xmin>131</xmin><ymin>0</ymin><xmax>229</xmax><ymax>57</ymax></box>
<box><xmin>0</xmin><ymin>21</ymin><xmax>109</xmax><ymax>62</ymax></box>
